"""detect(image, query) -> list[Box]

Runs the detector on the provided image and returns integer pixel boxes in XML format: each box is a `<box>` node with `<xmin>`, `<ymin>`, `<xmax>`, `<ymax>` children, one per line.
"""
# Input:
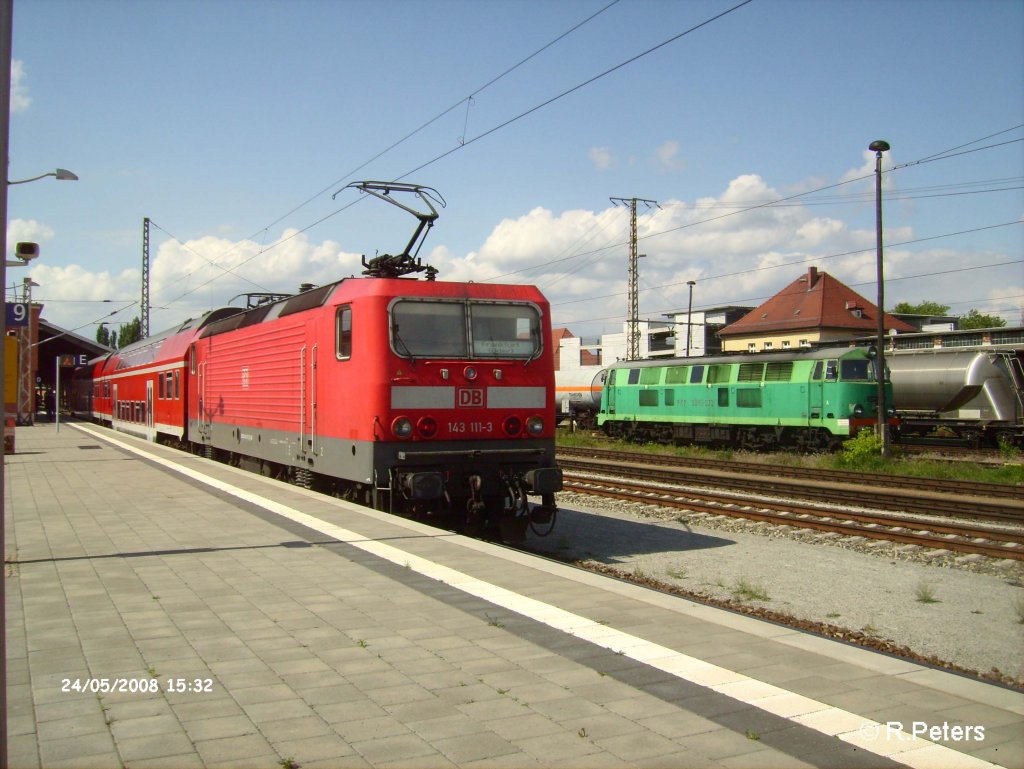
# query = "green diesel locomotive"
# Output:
<box><xmin>597</xmin><ymin>346</ymin><xmax>893</xmax><ymax>451</ymax></box>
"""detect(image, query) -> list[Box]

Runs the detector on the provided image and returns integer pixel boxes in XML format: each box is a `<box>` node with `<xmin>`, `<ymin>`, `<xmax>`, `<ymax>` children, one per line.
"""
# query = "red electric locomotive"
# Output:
<box><xmin>72</xmin><ymin>183</ymin><xmax>562</xmax><ymax>541</ymax></box>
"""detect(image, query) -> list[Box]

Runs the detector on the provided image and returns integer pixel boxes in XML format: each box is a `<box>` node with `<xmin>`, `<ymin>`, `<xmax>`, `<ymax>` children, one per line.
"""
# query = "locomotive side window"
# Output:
<box><xmin>708</xmin><ymin>364</ymin><xmax>731</xmax><ymax>384</ymax></box>
<box><xmin>627</xmin><ymin>369</ymin><xmax>641</xmax><ymax>385</ymax></box>
<box><xmin>174</xmin><ymin>370</ymin><xmax>180</xmax><ymax>399</ymax></box>
<box><xmin>812</xmin><ymin>361</ymin><xmax>824</xmax><ymax>380</ymax></box>
<box><xmin>825</xmin><ymin>360</ymin><xmax>838</xmax><ymax>381</ymax></box>
<box><xmin>666</xmin><ymin>365</ymin><xmax>688</xmax><ymax>384</ymax></box>
<box><xmin>689</xmin><ymin>365</ymin><xmax>704</xmax><ymax>384</ymax></box>
<box><xmin>336</xmin><ymin>305</ymin><xmax>352</xmax><ymax>360</ymax></box>
<box><xmin>639</xmin><ymin>367</ymin><xmax>661</xmax><ymax>385</ymax></box>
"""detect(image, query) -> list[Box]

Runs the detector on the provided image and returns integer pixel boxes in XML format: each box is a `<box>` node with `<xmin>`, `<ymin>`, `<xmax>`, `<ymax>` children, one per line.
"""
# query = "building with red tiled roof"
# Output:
<box><xmin>718</xmin><ymin>266</ymin><xmax>916</xmax><ymax>352</ymax></box>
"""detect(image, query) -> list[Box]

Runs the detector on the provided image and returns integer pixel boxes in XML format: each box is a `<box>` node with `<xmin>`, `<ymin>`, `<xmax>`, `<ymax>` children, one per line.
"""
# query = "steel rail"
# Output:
<box><xmin>562</xmin><ymin>475</ymin><xmax>1024</xmax><ymax>560</ymax></box>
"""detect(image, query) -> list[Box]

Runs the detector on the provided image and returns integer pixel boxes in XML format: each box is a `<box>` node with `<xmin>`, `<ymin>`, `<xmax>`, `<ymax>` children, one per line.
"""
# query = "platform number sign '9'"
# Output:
<box><xmin>457</xmin><ymin>387</ymin><xmax>484</xmax><ymax>408</ymax></box>
<box><xmin>5</xmin><ymin>303</ymin><xmax>29</xmax><ymax>327</ymax></box>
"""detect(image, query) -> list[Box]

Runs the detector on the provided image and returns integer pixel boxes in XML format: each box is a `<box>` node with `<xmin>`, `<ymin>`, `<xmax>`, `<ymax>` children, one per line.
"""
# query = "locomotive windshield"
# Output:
<box><xmin>840</xmin><ymin>359</ymin><xmax>879</xmax><ymax>381</ymax></box>
<box><xmin>390</xmin><ymin>299</ymin><xmax>541</xmax><ymax>359</ymax></box>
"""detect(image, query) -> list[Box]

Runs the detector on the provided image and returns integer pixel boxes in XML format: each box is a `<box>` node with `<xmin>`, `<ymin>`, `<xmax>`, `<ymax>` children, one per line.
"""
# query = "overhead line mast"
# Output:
<box><xmin>142</xmin><ymin>217</ymin><xmax>150</xmax><ymax>338</ymax></box>
<box><xmin>610</xmin><ymin>196</ymin><xmax>658</xmax><ymax>360</ymax></box>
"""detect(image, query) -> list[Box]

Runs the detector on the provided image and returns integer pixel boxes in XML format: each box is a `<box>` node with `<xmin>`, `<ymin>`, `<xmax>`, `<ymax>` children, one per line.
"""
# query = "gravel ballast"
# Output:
<box><xmin>522</xmin><ymin>492</ymin><xmax>1024</xmax><ymax>688</ymax></box>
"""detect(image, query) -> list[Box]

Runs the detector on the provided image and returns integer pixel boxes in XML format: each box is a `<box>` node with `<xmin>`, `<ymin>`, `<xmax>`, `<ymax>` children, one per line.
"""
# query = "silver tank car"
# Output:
<box><xmin>554</xmin><ymin>367</ymin><xmax>606</xmax><ymax>430</ymax></box>
<box><xmin>888</xmin><ymin>349</ymin><xmax>1023</xmax><ymax>446</ymax></box>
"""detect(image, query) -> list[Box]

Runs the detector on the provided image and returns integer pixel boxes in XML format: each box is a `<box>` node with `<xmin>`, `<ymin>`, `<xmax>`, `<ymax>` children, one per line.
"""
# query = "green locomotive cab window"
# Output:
<box><xmin>689</xmin><ymin>365</ymin><xmax>704</xmax><ymax>384</ymax></box>
<box><xmin>639</xmin><ymin>390</ymin><xmax>659</xmax><ymax>407</ymax></box>
<box><xmin>627</xmin><ymin>369</ymin><xmax>641</xmax><ymax>385</ymax></box>
<box><xmin>717</xmin><ymin>387</ymin><xmax>729</xmax><ymax>406</ymax></box>
<box><xmin>840</xmin><ymin>359</ymin><xmax>872</xmax><ymax>381</ymax></box>
<box><xmin>825</xmin><ymin>360</ymin><xmax>838</xmax><ymax>381</ymax></box>
<box><xmin>812</xmin><ymin>361</ymin><xmax>823</xmax><ymax>381</ymax></box>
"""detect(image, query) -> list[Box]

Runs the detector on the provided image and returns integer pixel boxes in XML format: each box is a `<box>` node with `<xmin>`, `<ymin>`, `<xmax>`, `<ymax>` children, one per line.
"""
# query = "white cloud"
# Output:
<box><xmin>10</xmin><ymin>59</ymin><xmax>31</xmax><ymax>113</ymax></box>
<box><xmin>588</xmin><ymin>146</ymin><xmax>614</xmax><ymax>170</ymax></box>
<box><xmin>654</xmin><ymin>140</ymin><xmax>686</xmax><ymax>172</ymax></box>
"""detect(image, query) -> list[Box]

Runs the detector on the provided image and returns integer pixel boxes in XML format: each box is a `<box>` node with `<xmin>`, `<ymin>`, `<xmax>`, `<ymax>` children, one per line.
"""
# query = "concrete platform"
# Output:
<box><xmin>4</xmin><ymin>421</ymin><xmax>1022</xmax><ymax>769</ymax></box>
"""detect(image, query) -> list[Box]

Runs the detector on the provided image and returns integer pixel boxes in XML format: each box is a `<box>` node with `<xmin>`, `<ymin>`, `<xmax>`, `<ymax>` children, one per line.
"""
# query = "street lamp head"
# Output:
<box><xmin>8</xmin><ymin>167</ymin><xmax>80</xmax><ymax>185</ymax></box>
<box><xmin>869</xmin><ymin>140</ymin><xmax>891</xmax><ymax>153</ymax></box>
<box><xmin>687</xmin><ymin>280</ymin><xmax>696</xmax><ymax>287</ymax></box>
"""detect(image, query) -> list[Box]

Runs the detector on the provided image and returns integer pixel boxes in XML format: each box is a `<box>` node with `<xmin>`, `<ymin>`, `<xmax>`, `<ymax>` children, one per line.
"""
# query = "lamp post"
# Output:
<box><xmin>686</xmin><ymin>280</ymin><xmax>696</xmax><ymax>357</ymax></box>
<box><xmin>870</xmin><ymin>139</ymin><xmax>891</xmax><ymax>458</ymax></box>
<box><xmin>8</xmin><ymin>167</ymin><xmax>79</xmax><ymax>185</ymax></box>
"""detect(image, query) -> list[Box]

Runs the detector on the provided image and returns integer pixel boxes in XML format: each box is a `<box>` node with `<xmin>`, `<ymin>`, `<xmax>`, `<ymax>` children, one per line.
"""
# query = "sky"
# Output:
<box><xmin>6</xmin><ymin>0</ymin><xmax>1023</xmax><ymax>344</ymax></box>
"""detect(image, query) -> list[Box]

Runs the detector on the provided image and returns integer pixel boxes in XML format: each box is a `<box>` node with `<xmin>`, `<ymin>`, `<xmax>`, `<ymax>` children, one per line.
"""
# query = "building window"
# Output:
<box><xmin>747</xmin><ymin>342</ymin><xmax>756</xmax><ymax>352</ymax></box>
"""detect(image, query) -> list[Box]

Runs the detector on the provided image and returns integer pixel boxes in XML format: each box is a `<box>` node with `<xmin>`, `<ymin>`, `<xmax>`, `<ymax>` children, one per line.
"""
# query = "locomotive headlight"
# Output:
<box><xmin>464</xmin><ymin>366</ymin><xmax>478</xmax><ymax>380</ymax></box>
<box><xmin>526</xmin><ymin>416</ymin><xmax>545</xmax><ymax>435</ymax></box>
<box><xmin>852</xmin><ymin>403</ymin><xmax>865</xmax><ymax>417</ymax></box>
<box><xmin>392</xmin><ymin>417</ymin><xmax>414</xmax><ymax>439</ymax></box>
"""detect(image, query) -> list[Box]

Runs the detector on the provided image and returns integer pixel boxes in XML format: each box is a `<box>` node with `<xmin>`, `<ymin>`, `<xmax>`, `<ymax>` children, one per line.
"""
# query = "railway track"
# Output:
<box><xmin>555</xmin><ymin>448</ymin><xmax>1024</xmax><ymax>560</ymax></box>
<box><xmin>557</xmin><ymin>446</ymin><xmax>1023</xmax><ymax>505</ymax></box>
<box><xmin>561</xmin><ymin>475</ymin><xmax>1024</xmax><ymax>561</ymax></box>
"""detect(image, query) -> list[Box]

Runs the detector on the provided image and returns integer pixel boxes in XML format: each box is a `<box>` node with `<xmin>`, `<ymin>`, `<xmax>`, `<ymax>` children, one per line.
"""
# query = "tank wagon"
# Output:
<box><xmin>889</xmin><ymin>348</ymin><xmax>1024</xmax><ymax>447</ymax></box>
<box><xmin>71</xmin><ymin>183</ymin><xmax>562</xmax><ymax>541</ymax></box>
<box><xmin>598</xmin><ymin>346</ymin><xmax>892</xmax><ymax>451</ymax></box>
<box><xmin>554</xmin><ymin>367</ymin><xmax>606</xmax><ymax>430</ymax></box>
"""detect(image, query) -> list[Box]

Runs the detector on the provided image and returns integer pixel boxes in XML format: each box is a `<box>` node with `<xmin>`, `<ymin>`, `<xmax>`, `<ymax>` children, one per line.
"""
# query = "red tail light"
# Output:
<box><xmin>503</xmin><ymin>416</ymin><xmax>523</xmax><ymax>436</ymax></box>
<box><xmin>416</xmin><ymin>416</ymin><xmax>438</xmax><ymax>438</ymax></box>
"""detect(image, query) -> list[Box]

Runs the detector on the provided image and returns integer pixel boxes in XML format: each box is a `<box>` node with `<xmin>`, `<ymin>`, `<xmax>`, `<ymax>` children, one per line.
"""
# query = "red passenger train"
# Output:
<box><xmin>72</xmin><ymin>183</ymin><xmax>562</xmax><ymax>541</ymax></box>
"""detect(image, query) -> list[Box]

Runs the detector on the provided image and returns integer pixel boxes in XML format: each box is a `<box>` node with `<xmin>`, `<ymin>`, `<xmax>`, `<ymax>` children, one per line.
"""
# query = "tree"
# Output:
<box><xmin>96</xmin><ymin>323</ymin><xmax>111</xmax><ymax>347</ymax></box>
<box><xmin>116</xmin><ymin>317</ymin><xmax>144</xmax><ymax>348</ymax></box>
<box><xmin>892</xmin><ymin>300</ymin><xmax>950</xmax><ymax>315</ymax></box>
<box><xmin>959</xmin><ymin>309</ymin><xmax>1006</xmax><ymax>330</ymax></box>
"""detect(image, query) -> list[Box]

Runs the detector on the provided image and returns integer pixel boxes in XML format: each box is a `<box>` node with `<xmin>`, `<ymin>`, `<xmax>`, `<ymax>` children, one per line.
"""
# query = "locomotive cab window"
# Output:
<box><xmin>825</xmin><ymin>360</ymin><xmax>838</xmax><ymax>381</ymax></box>
<box><xmin>336</xmin><ymin>305</ymin><xmax>352</xmax><ymax>360</ymax></box>
<box><xmin>389</xmin><ymin>299</ymin><xmax>541</xmax><ymax>359</ymax></box>
<box><xmin>839</xmin><ymin>359</ymin><xmax>872</xmax><ymax>381</ymax></box>
<box><xmin>469</xmin><ymin>304</ymin><xmax>540</xmax><ymax>358</ymax></box>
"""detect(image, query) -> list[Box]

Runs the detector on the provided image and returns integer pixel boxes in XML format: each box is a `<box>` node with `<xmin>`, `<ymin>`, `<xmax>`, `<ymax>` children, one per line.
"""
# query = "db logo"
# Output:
<box><xmin>457</xmin><ymin>387</ymin><xmax>484</xmax><ymax>408</ymax></box>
